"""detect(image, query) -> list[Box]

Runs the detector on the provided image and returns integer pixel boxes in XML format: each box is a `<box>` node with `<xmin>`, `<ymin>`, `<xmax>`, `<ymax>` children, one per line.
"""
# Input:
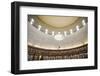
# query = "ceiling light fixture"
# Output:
<box><xmin>38</xmin><ymin>25</ymin><xmax>41</xmax><ymax>30</ymax></box>
<box><xmin>30</xmin><ymin>18</ymin><xmax>34</xmax><ymax>25</ymax></box>
<box><xmin>52</xmin><ymin>31</ymin><xmax>55</xmax><ymax>36</ymax></box>
<box><xmin>70</xmin><ymin>29</ymin><xmax>73</xmax><ymax>34</ymax></box>
<box><xmin>45</xmin><ymin>29</ymin><xmax>48</xmax><ymax>34</ymax></box>
<box><xmin>64</xmin><ymin>31</ymin><xmax>67</xmax><ymax>36</ymax></box>
<box><xmin>82</xmin><ymin>19</ymin><xmax>86</xmax><ymax>26</ymax></box>
<box><xmin>76</xmin><ymin>25</ymin><xmax>79</xmax><ymax>31</ymax></box>
<box><xmin>54</xmin><ymin>32</ymin><xmax>64</xmax><ymax>41</ymax></box>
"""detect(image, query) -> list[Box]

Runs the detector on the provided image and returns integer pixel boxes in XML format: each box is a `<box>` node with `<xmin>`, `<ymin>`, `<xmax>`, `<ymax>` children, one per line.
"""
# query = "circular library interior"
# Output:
<box><xmin>28</xmin><ymin>15</ymin><xmax>88</xmax><ymax>61</ymax></box>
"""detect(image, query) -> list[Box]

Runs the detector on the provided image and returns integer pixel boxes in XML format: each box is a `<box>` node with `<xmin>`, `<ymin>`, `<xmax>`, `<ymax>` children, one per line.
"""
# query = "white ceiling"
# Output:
<box><xmin>28</xmin><ymin>21</ymin><xmax>88</xmax><ymax>49</ymax></box>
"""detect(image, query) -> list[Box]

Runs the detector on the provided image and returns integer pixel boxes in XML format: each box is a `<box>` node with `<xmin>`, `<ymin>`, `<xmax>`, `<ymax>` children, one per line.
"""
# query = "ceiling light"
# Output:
<box><xmin>30</xmin><ymin>18</ymin><xmax>34</xmax><ymax>25</ymax></box>
<box><xmin>76</xmin><ymin>25</ymin><xmax>79</xmax><ymax>31</ymax></box>
<box><xmin>52</xmin><ymin>31</ymin><xmax>55</xmax><ymax>36</ymax></box>
<box><xmin>54</xmin><ymin>32</ymin><xmax>64</xmax><ymax>41</ymax></box>
<box><xmin>70</xmin><ymin>29</ymin><xmax>73</xmax><ymax>34</ymax></box>
<box><xmin>45</xmin><ymin>29</ymin><xmax>48</xmax><ymax>34</ymax></box>
<box><xmin>82</xmin><ymin>19</ymin><xmax>86</xmax><ymax>26</ymax></box>
<box><xmin>38</xmin><ymin>25</ymin><xmax>41</xmax><ymax>30</ymax></box>
<box><xmin>64</xmin><ymin>31</ymin><xmax>67</xmax><ymax>36</ymax></box>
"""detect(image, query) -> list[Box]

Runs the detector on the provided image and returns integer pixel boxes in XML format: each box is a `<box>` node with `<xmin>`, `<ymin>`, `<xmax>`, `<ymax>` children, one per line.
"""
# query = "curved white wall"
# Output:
<box><xmin>28</xmin><ymin>22</ymin><xmax>88</xmax><ymax>49</ymax></box>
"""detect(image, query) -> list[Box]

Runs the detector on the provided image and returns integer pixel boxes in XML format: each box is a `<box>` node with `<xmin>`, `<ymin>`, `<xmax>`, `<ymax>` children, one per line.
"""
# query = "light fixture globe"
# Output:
<box><xmin>54</xmin><ymin>33</ymin><xmax>64</xmax><ymax>41</ymax></box>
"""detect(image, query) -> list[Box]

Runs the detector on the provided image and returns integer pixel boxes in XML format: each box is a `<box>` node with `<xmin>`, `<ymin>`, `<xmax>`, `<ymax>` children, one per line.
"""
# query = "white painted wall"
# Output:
<box><xmin>0</xmin><ymin>0</ymin><xmax>99</xmax><ymax>76</ymax></box>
